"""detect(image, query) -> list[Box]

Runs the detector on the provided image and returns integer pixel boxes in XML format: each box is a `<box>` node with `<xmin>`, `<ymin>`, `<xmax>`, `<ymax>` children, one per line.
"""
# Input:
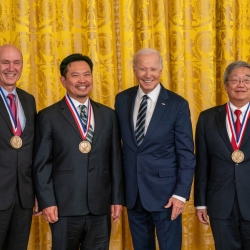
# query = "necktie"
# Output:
<box><xmin>7</xmin><ymin>94</ymin><xmax>22</xmax><ymax>136</ymax></box>
<box><xmin>135</xmin><ymin>95</ymin><xmax>148</xmax><ymax>145</ymax></box>
<box><xmin>234</xmin><ymin>109</ymin><xmax>242</xmax><ymax>138</ymax></box>
<box><xmin>79</xmin><ymin>105</ymin><xmax>94</xmax><ymax>143</ymax></box>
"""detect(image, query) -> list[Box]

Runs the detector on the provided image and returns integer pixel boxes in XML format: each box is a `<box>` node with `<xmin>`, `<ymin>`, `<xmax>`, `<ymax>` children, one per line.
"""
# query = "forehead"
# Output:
<box><xmin>0</xmin><ymin>47</ymin><xmax>22</xmax><ymax>61</ymax></box>
<box><xmin>67</xmin><ymin>61</ymin><xmax>91</xmax><ymax>72</ymax></box>
<box><xmin>229</xmin><ymin>66</ymin><xmax>250</xmax><ymax>76</ymax></box>
<box><xmin>136</xmin><ymin>53</ymin><xmax>160</xmax><ymax>65</ymax></box>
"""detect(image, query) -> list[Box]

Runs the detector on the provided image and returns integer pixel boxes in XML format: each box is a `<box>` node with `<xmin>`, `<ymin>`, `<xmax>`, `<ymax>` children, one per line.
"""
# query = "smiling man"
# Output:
<box><xmin>194</xmin><ymin>61</ymin><xmax>250</xmax><ymax>249</ymax></box>
<box><xmin>33</xmin><ymin>53</ymin><xmax>124</xmax><ymax>250</ymax></box>
<box><xmin>115</xmin><ymin>48</ymin><xmax>196</xmax><ymax>250</ymax></box>
<box><xmin>0</xmin><ymin>44</ymin><xmax>37</xmax><ymax>250</ymax></box>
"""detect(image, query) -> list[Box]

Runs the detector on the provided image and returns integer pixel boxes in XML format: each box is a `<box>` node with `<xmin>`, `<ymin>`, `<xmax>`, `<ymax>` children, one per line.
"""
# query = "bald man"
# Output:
<box><xmin>0</xmin><ymin>44</ymin><xmax>37</xmax><ymax>250</ymax></box>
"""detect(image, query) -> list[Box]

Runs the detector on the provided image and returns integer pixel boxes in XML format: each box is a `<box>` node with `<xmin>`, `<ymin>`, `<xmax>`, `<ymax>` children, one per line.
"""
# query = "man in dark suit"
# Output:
<box><xmin>194</xmin><ymin>61</ymin><xmax>250</xmax><ymax>250</ymax></box>
<box><xmin>33</xmin><ymin>53</ymin><xmax>125</xmax><ymax>250</ymax></box>
<box><xmin>115</xmin><ymin>48</ymin><xmax>196</xmax><ymax>250</ymax></box>
<box><xmin>0</xmin><ymin>44</ymin><xmax>37</xmax><ymax>249</ymax></box>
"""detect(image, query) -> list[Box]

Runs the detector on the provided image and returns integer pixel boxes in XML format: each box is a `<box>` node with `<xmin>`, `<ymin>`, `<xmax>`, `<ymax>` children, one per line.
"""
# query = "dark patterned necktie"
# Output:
<box><xmin>7</xmin><ymin>93</ymin><xmax>22</xmax><ymax>136</ymax></box>
<box><xmin>79</xmin><ymin>105</ymin><xmax>94</xmax><ymax>143</ymax></box>
<box><xmin>135</xmin><ymin>95</ymin><xmax>148</xmax><ymax>145</ymax></box>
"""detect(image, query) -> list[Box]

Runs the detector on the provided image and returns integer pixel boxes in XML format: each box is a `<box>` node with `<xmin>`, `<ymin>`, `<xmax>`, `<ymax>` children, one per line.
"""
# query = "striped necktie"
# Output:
<box><xmin>79</xmin><ymin>105</ymin><xmax>94</xmax><ymax>143</ymax></box>
<box><xmin>135</xmin><ymin>95</ymin><xmax>148</xmax><ymax>145</ymax></box>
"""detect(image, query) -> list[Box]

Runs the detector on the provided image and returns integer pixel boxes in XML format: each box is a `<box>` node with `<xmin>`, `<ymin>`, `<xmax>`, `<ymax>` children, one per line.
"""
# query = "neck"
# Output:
<box><xmin>230</xmin><ymin>101</ymin><xmax>249</xmax><ymax>109</ymax></box>
<box><xmin>67</xmin><ymin>94</ymin><xmax>88</xmax><ymax>104</ymax></box>
<box><xmin>0</xmin><ymin>85</ymin><xmax>16</xmax><ymax>93</ymax></box>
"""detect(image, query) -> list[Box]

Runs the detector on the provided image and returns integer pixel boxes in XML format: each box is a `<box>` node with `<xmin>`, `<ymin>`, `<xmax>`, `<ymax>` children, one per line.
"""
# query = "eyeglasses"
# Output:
<box><xmin>227</xmin><ymin>78</ymin><xmax>250</xmax><ymax>84</ymax></box>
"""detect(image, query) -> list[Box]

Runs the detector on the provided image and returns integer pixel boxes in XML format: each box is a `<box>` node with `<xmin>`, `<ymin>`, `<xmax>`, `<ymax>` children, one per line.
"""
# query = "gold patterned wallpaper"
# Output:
<box><xmin>1</xmin><ymin>0</ymin><xmax>250</xmax><ymax>249</ymax></box>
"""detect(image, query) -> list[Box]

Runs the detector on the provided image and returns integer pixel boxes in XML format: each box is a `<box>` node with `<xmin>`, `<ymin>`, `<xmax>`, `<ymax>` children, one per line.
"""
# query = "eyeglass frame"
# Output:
<box><xmin>227</xmin><ymin>78</ymin><xmax>250</xmax><ymax>84</ymax></box>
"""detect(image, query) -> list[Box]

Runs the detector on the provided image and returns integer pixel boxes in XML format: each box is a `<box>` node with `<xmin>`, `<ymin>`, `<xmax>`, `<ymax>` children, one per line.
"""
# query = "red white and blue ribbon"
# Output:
<box><xmin>226</xmin><ymin>102</ymin><xmax>250</xmax><ymax>149</ymax></box>
<box><xmin>64</xmin><ymin>94</ymin><xmax>92</xmax><ymax>140</ymax></box>
<box><xmin>0</xmin><ymin>87</ymin><xmax>19</xmax><ymax>135</ymax></box>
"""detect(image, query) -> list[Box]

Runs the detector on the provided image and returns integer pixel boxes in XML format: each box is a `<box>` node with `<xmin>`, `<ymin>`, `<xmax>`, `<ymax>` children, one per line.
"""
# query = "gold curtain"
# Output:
<box><xmin>1</xmin><ymin>0</ymin><xmax>250</xmax><ymax>249</ymax></box>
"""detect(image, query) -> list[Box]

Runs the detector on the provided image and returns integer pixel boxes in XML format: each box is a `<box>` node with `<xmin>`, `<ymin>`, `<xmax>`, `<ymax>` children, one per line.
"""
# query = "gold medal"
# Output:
<box><xmin>10</xmin><ymin>135</ymin><xmax>22</xmax><ymax>149</ymax></box>
<box><xmin>79</xmin><ymin>140</ymin><xmax>91</xmax><ymax>153</ymax></box>
<box><xmin>231</xmin><ymin>150</ymin><xmax>244</xmax><ymax>163</ymax></box>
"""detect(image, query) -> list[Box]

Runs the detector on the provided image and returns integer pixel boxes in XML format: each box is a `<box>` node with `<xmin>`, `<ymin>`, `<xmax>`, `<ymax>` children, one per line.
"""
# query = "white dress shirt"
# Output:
<box><xmin>226</xmin><ymin>102</ymin><xmax>249</xmax><ymax>141</ymax></box>
<box><xmin>70</xmin><ymin>96</ymin><xmax>95</xmax><ymax>130</ymax></box>
<box><xmin>133</xmin><ymin>84</ymin><xmax>161</xmax><ymax>131</ymax></box>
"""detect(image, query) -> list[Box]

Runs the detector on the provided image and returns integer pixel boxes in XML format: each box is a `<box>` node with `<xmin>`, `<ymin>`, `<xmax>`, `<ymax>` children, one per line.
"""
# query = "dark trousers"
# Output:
<box><xmin>0</xmin><ymin>189</ymin><xmax>33</xmax><ymax>250</ymax></box>
<box><xmin>210</xmin><ymin>196</ymin><xmax>250</xmax><ymax>250</ymax></box>
<box><xmin>127</xmin><ymin>194</ymin><xmax>182</xmax><ymax>250</ymax></box>
<box><xmin>50</xmin><ymin>214</ymin><xmax>111</xmax><ymax>250</ymax></box>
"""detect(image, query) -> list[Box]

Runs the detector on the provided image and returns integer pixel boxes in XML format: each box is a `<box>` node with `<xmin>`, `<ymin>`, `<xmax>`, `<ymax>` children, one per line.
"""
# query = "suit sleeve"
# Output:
<box><xmin>173</xmin><ymin>100</ymin><xmax>196</xmax><ymax>199</ymax></box>
<box><xmin>194</xmin><ymin>113</ymin><xmax>209</xmax><ymax>206</ymax></box>
<box><xmin>33</xmin><ymin>111</ymin><xmax>57</xmax><ymax>210</ymax></box>
<box><xmin>110</xmin><ymin>111</ymin><xmax>125</xmax><ymax>205</ymax></box>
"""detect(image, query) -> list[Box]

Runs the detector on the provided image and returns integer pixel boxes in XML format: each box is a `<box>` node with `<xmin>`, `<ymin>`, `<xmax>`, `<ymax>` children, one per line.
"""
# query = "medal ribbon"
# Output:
<box><xmin>226</xmin><ymin>102</ymin><xmax>250</xmax><ymax>150</ymax></box>
<box><xmin>0</xmin><ymin>87</ymin><xmax>19</xmax><ymax>135</ymax></box>
<box><xmin>64</xmin><ymin>94</ymin><xmax>92</xmax><ymax>140</ymax></box>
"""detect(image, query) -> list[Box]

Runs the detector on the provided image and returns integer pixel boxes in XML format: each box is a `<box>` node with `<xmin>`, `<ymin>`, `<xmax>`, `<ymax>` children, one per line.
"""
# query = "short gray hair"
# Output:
<box><xmin>224</xmin><ymin>61</ymin><xmax>250</xmax><ymax>85</ymax></box>
<box><xmin>133</xmin><ymin>48</ymin><xmax>163</xmax><ymax>69</ymax></box>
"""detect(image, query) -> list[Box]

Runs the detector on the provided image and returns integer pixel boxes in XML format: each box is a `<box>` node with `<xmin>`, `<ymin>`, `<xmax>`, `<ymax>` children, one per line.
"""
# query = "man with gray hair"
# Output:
<box><xmin>115</xmin><ymin>48</ymin><xmax>195</xmax><ymax>250</ymax></box>
<box><xmin>194</xmin><ymin>61</ymin><xmax>250</xmax><ymax>249</ymax></box>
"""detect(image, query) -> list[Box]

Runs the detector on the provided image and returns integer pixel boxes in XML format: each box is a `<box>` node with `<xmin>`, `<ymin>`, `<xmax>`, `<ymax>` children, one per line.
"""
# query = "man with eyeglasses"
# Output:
<box><xmin>194</xmin><ymin>61</ymin><xmax>250</xmax><ymax>249</ymax></box>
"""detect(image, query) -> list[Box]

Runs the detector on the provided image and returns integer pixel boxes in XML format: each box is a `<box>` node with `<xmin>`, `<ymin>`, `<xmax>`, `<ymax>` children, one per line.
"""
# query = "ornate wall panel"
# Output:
<box><xmin>0</xmin><ymin>0</ymin><xmax>250</xmax><ymax>249</ymax></box>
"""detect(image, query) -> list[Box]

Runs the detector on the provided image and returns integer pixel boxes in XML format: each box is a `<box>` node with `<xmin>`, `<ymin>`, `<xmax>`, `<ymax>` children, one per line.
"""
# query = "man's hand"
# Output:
<box><xmin>111</xmin><ymin>205</ymin><xmax>123</xmax><ymax>222</ymax></box>
<box><xmin>42</xmin><ymin>206</ymin><xmax>58</xmax><ymax>223</ymax></box>
<box><xmin>196</xmin><ymin>209</ymin><xmax>209</xmax><ymax>225</ymax></box>
<box><xmin>165</xmin><ymin>197</ymin><xmax>185</xmax><ymax>220</ymax></box>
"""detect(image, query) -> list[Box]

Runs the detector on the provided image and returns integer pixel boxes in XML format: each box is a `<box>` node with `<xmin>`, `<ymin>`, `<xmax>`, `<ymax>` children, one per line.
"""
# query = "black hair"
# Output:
<box><xmin>60</xmin><ymin>53</ymin><xmax>93</xmax><ymax>77</ymax></box>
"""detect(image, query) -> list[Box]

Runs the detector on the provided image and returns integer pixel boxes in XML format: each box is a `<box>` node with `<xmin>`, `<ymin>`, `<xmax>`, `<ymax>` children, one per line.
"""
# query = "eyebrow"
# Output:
<box><xmin>1</xmin><ymin>59</ymin><xmax>21</xmax><ymax>62</ymax></box>
<box><xmin>230</xmin><ymin>73</ymin><xmax>250</xmax><ymax>77</ymax></box>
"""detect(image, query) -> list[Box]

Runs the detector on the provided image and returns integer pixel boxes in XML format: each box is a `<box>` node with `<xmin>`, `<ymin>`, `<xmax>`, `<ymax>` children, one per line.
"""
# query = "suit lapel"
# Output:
<box><xmin>90</xmin><ymin>100</ymin><xmax>102</xmax><ymax>146</ymax></box>
<box><xmin>240</xmin><ymin>114</ymin><xmax>250</xmax><ymax>149</ymax></box>
<box><xmin>60</xmin><ymin>98</ymin><xmax>82</xmax><ymax>139</ymax></box>
<box><xmin>0</xmin><ymin>93</ymin><xmax>12</xmax><ymax>133</ymax></box>
<box><xmin>17</xmin><ymin>88</ymin><xmax>31</xmax><ymax>136</ymax></box>
<box><xmin>142</xmin><ymin>85</ymin><xmax>169</xmax><ymax>145</ymax></box>
<box><xmin>216</xmin><ymin>105</ymin><xmax>234</xmax><ymax>152</ymax></box>
<box><xmin>127</xmin><ymin>87</ymin><xmax>138</xmax><ymax>145</ymax></box>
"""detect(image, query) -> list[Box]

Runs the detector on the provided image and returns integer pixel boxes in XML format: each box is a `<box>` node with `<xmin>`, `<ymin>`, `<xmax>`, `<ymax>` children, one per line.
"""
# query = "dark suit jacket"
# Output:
<box><xmin>115</xmin><ymin>85</ymin><xmax>195</xmax><ymax>211</ymax></box>
<box><xmin>33</xmin><ymin>98</ymin><xmax>125</xmax><ymax>216</ymax></box>
<box><xmin>194</xmin><ymin>104</ymin><xmax>250</xmax><ymax>220</ymax></box>
<box><xmin>0</xmin><ymin>88</ymin><xmax>36</xmax><ymax>210</ymax></box>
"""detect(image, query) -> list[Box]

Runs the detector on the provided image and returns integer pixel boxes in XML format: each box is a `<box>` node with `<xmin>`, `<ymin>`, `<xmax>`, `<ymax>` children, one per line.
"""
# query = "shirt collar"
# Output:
<box><xmin>229</xmin><ymin>102</ymin><xmax>250</xmax><ymax>115</ymax></box>
<box><xmin>0</xmin><ymin>87</ymin><xmax>17</xmax><ymax>97</ymax></box>
<box><xmin>68</xmin><ymin>95</ymin><xmax>89</xmax><ymax>108</ymax></box>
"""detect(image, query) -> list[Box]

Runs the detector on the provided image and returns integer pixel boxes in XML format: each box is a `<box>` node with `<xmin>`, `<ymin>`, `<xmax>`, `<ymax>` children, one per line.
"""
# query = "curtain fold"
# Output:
<box><xmin>0</xmin><ymin>0</ymin><xmax>250</xmax><ymax>249</ymax></box>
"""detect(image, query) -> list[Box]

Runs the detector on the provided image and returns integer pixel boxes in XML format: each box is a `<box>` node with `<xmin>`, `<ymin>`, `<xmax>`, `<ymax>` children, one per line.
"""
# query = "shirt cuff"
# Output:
<box><xmin>196</xmin><ymin>206</ymin><xmax>207</xmax><ymax>209</ymax></box>
<box><xmin>172</xmin><ymin>195</ymin><xmax>186</xmax><ymax>203</ymax></box>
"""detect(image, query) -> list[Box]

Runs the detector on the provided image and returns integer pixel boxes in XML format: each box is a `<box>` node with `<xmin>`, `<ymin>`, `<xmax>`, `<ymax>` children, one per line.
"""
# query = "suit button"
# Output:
<box><xmin>17</xmin><ymin>168</ymin><xmax>21</xmax><ymax>171</ymax></box>
<box><xmin>233</xmin><ymin>180</ymin><xmax>236</xmax><ymax>183</ymax></box>
<box><xmin>89</xmin><ymin>168</ymin><xmax>93</xmax><ymax>172</ymax></box>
